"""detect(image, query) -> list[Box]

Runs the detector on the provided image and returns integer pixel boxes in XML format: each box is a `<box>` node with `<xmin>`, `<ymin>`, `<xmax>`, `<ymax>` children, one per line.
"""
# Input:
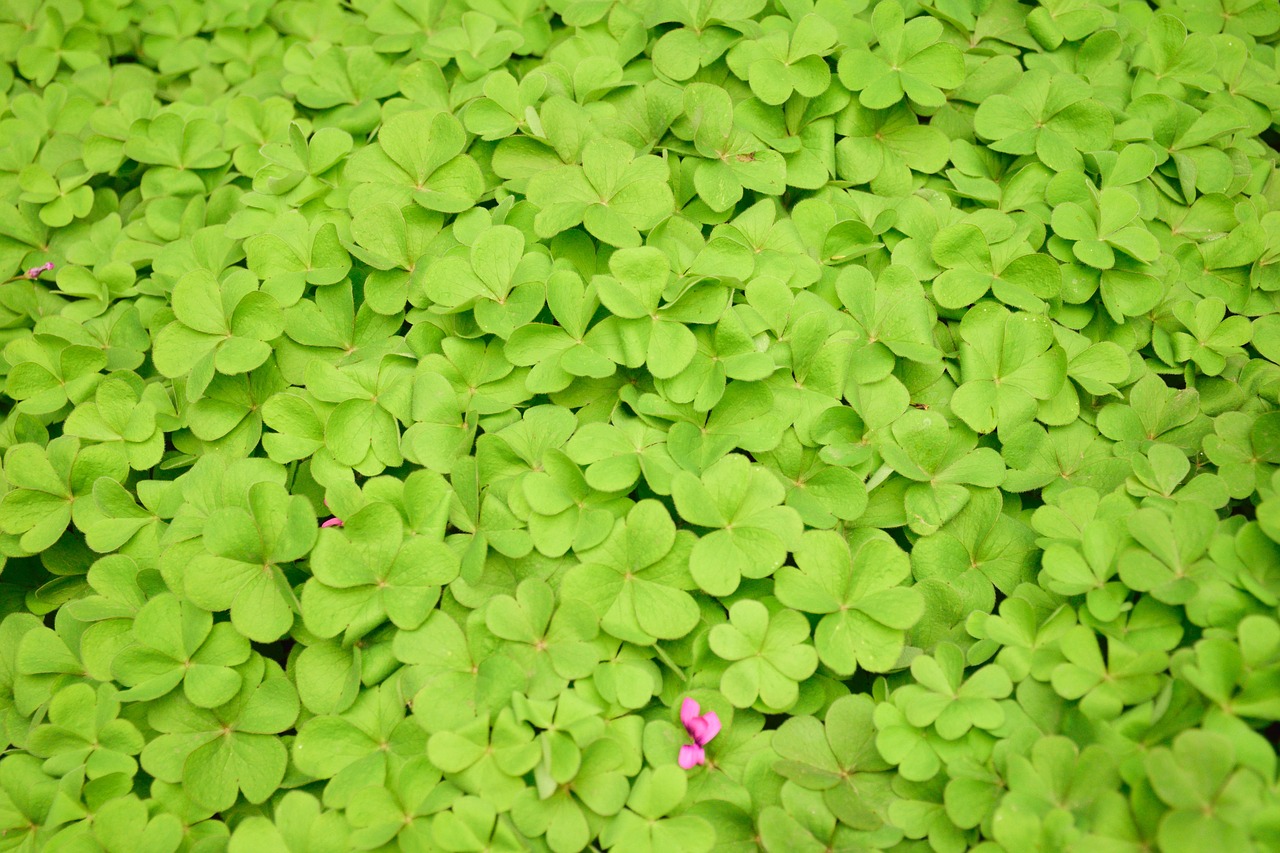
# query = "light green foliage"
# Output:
<box><xmin>0</xmin><ymin>0</ymin><xmax>1278</xmax><ymax>849</ymax></box>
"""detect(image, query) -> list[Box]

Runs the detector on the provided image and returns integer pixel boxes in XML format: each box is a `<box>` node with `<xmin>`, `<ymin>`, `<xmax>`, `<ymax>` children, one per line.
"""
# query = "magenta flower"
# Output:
<box><xmin>677</xmin><ymin>697</ymin><xmax>721</xmax><ymax>769</ymax></box>
<box><xmin>24</xmin><ymin>262</ymin><xmax>54</xmax><ymax>279</ymax></box>
<box><xmin>320</xmin><ymin>498</ymin><xmax>343</xmax><ymax>528</ymax></box>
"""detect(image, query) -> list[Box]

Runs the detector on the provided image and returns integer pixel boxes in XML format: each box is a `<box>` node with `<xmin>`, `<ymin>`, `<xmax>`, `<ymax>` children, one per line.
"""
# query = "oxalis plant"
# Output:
<box><xmin>1</xmin><ymin>0</ymin><xmax>1280</xmax><ymax>851</ymax></box>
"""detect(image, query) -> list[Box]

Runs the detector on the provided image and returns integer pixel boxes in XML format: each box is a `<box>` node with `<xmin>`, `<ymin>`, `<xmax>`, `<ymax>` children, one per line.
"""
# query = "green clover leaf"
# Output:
<box><xmin>1050</xmin><ymin>186</ymin><xmax>1160</xmax><ymax>271</ymax></box>
<box><xmin>62</xmin><ymin>372</ymin><xmax>165</xmax><ymax>471</ymax></box>
<box><xmin>930</xmin><ymin>220</ymin><xmax>1062</xmax><ymax>312</ymax></box>
<box><xmin>0</xmin><ymin>437</ymin><xmax>127</xmax><ymax>554</ymax></box>
<box><xmin>902</xmin><ymin>643</ymin><xmax>1012</xmax><ymax>736</ymax></box>
<box><xmin>561</xmin><ymin>500</ymin><xmax>700</xmax><ymax>645</ymax></box>
<box><xmin>345</xmin><ymin>109</ymin><xmax>484</xmax><ymax>213</ymax></box>
<box><xmin>142</xmin><ymin>666</ymin><xmax>299</xmax><ymax>812</ymax></box>
<box><xmin>563</xmin><ymin>414</ymin><xmax>680</xmax><ymax>495</ymax></box>
<box><xmin>433</xmin><ymin>795</ymin><xmax>529</xmax><ymax>852</ymax></box>
<box><xmin>420</xmin><ymin>224</ymin><xmax>550</xmax><ymax>339</ymax></box>
<box><xmin>709</xmin><ymin>599</ymin><xmax>818</xmax><ymax>712</ymax></box>
<box><xmin>1039</xmin><ymin>523</ymin><xmax>1130</xmax><ymax>623</ymax></box>
<box><xmin>17</xmin><ymin>163</ymin><xmax>93</xmax><ymax>228</ymax></box>
<box><xmin>1096</xmin><ymin>372</ymin><xmax>1212</xmax><ymax>457</ymax></box>
<box><xmin>837</xmin><ymin>1</ymin><xmax>965</xmax><ymax>110</ymax></box>
<box><xmin>0</xmin><ymin>754</ymin><xmax>60</xmax><ymax>850</ymax></box>
<box><xmin>672</xmin><ymin>453</ymin><xmax>804</xmax><ymax>596</ymax></box>
<box><xmin>836</xmin><ymin>264</ymin><xmax>942</xmax><ymax>371</ymax></box>
<box><xmin>966</xmin><ymin>591</ymin><xmax>1075</xmax><ymax>682</ymax></box>
<box><xmin>775</xmin><ymin>529</ymin><xmax>922</xmax><ymax>675</ymax></box>
<box><xmin>253</xmin><ymin>123</ymin><xmax>352</xmax><ymax>209</ymax></box>
<box><xmin>1050</xmin><ymin>625</ymin><xmax>1168</xmax><ymax>720</ymax></box>
<box><xmin>1145</xmin><ymin>730</ymin><xmax>1261</xmax><ymax>853</ymax></box>
<box><xmin>757</xmin><ymin>429</ymin><xmax>869</xmax><ymax>529</ymax></box>
<box><xmin>1203</xmin><ymin>412</ymin><xmax>1280</xmax><ymax>499</ymax></box>
<box><xmin>243</xmin><ymin>210</ymin><xmax>350</xmax><ymax>304</ymax></box>
<box><xmin>427</xmin><ymin>708</ymin><xmax>539</xmax><ymax>813</ymax></box>
<box><xmin>599</xmin><ymin>765</ymin><xmax>715</xmax><ymax>853</ymax></box>
<box><xmin>484</xmin><ymin>579</ymin><xmax>600</xmax><ymax>699</ymax></box>
<box><xmin>649</xmin><ymin>0</ymin><xmax>767</xmax><ymax>81</ymax></box>
<box><xmin>950</xmin><ymin>302</ymin><xmax>1068</xmax><ymax>436</ymax></box>
<box><xmin>509</xmin><ymin>729</ymin><xmax>632</xmax><ymax>853</ymax></box>
<box><xmin>676</xmin><ymin>83</ymin><xmax>786</xmax><ymax>213</ymax></box>
<box><xmin>757</xmin><ymin>783</ymin><xmax>886</xmax><ymax>851</ymax></box>
<box><xmin>656</xmin><ymin>306</ymin><xmax>776</xmax><ymax>413</ymax></box>
<box><xmin>527</xmin><ymin>138</ymin><xmax>673</xmax><ymax>248</ymax></box>
<box><xmin>228</xmin><ymin>790</ymin><xmax>351</xmax><ymax>853</ymax></box>
<box><xmin>151</xmin><ymin>268</ymin><xmax>284</xmax><ymax>393</ymax></box>
<box><xmin>725</xmin><ymin>14</ymin><xmax>837</xmax><ymax>106</ymax></box>
<box><xmin>879</xmin><ymin>408</ymin><xmax>1006</xmax><ymax>534</ymax></box>
<box><xmin>974</xmin><ymin>68</ymin><xmax>1113</xmax><ymax>172</ymax></box>
<box><xmin>183</xmin><ymin>481</ymin><xmax>317</xmax><ymax>643</ymax></box>
<box><xmin>3</xmin><ymin>332</ymin><xmax>106</xmax><ymax>416</ymax></box>
<box><xmin>772</xmin><ymin>694</ymin><xmax>896</xmax><ymax>831</ymax></box>
<box><xmin>275</xmin><ymin>281</ymin><xmax>408</xmax><ymax>385</ymax></box>
<box><xmin>590</xmin><ymin>246</ymin><xmax>729</xmax><ymax>380</ymax></box>
<box><xmin>302</xmin><ymin>501</ymin><xmax>459</xmax><ymax>643</ymax></box>
<box><xmin>1170</xmin><ymin>296</ymin><xmax>1252</xmax><ymax>376</ymax></box>
<box><xmin>1119</xmin><ymin>502</ymin><xmax>1218</xmax><ymax>605</ymax></box>
<box><xmin>992</xmin><ymin>737</ymin><xmax>1119</xmax><ymax>846</ymax></box>
<box><xmin>291</xmin><ymin>683</ymin><xmax>427</xmax><ymax>809</ymax></box>
<box><xmin>911</xmin><ymin>488</ymin><xmax>1038</xmax><ymax>606</ymax></box>
<box><xmin>306</xmin><ymin>355</ymin><xmax>413</xmax><ymax>475</ymax></box>
<box><xmin>112</xmin><ymin>593</ymin><xmax>251</xmax><ymax>708</ymax></box>
<box><xmin>504</xmin><ymin>269</ymin><xmax>618</xmax><ymax>392</ymax></box>
<box><xmin>835</xmin><ymin>101</ymin><xmax>951</xmax><ymax>191</ymax></box>
<box><xmin>344</xmin><ymin>757</ymin><xmax>459</xmax><ymax>850</ymax></box>
<box><xmin>27</xmin><ymin>683</ymin><xmax>143</xmax><ymax>780</ymax></box>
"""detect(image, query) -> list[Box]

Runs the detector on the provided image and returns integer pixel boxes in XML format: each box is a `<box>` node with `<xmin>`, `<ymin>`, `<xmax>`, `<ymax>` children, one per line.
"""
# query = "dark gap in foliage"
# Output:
<box><xmin>843</xmin><ymin>668</ymin><xmax>880</xmax><ymax>697</ymax></box>
<box><xmin>1229</xmin><ymin>500</ymin><xmax>1257</xmax><ymax>521</ymax></box>
<box><xmin>886</xmin><ymin>525</ymin><xmax>914</xmax><ymax>553</ymax></box>
<box><xmin>760</xmin><ymin>712</ymin><xmax>791</xmax><ymax>731</ymax></box>
<box><xmin>1263</xmin><ymin>127</ymin><xmax>1280</xmax><ymax>154</ymax></box>
<box><xmin>256</xmin><ymin>637</ymin><xmax>296</xmax><ymax>667</ymax></box>
<box><xmin>1018</xmin><ymin>490</ymin><xmax>1046</xmax><ymax>512</ymax></box>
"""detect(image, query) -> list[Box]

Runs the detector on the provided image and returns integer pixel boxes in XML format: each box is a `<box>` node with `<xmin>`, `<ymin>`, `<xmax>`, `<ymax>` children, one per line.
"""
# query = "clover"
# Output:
<box><xmin>5</xmin><ymin>0</ymin><xmax>1280</xmax><ymax>848</ymax></box>
<box><xmin>838</xmin><ymin>1</ymin><xmax>965</xmax><ymax>110</ymax></box>
<box><xmin>709</xmin><ymin>599</ymin><xmax>818</xmax><ymax>712</ymax></box>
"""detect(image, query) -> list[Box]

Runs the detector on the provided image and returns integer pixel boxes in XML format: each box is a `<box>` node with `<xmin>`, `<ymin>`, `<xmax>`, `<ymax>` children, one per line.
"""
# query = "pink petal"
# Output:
<box><xmin>680</xmin><ymin>697</ymin><xmax>701</xmax><ymax>731</ymax></box>
<box><xmin>321</xmin><ymin>517</ymin><xmax>344</xmax><ymax>528</ymax></box>
<box><xmin>691</xmin><ymin>711</ymin><xmax>721</xmax><ymax>746</ymax></box>
<box><xmin>678</xmin><ymin>744</ymin><xmax>705</xmax><ymax>769</ymax></box>
<box><xmin>685</xmin><ymin>715</ymin><xmax>711</xmax><ymax>744</ymax></box>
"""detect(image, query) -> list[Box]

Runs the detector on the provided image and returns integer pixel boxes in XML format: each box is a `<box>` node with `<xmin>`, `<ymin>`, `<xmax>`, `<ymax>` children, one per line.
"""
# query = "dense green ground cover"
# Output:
<box><xmin>2</xmin><ymin>0</ymin><xmax>1280</xmax><ymax>850</ymax></box>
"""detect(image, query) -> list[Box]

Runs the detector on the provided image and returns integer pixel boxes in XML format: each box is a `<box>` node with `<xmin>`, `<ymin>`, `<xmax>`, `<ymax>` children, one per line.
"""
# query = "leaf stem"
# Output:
<box><xmin>866</xmin><ymin>463</ymin><xmax>894</xmax><ymax>492</ymax></box>
<box><xmin>652</xmin><ymin>643</ymin><xmax>686</xmax><ymax>681</ymax></box>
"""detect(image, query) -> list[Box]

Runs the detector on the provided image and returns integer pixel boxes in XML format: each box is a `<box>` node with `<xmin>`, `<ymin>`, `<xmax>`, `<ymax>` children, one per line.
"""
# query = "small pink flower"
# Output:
<box><xmin>320</xmin><ymin>498</ymin><xmax>343</xmax><ymax>528</ymax></box>
<box><xmin>24</xmin><ymin>262</ymin><xmax>53</xmax><ymax>280</ymax></box>
<box><xmin>677</xmin><ymin>697</ymin><xmax>721</xmax><ymax>769</ymax></box>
